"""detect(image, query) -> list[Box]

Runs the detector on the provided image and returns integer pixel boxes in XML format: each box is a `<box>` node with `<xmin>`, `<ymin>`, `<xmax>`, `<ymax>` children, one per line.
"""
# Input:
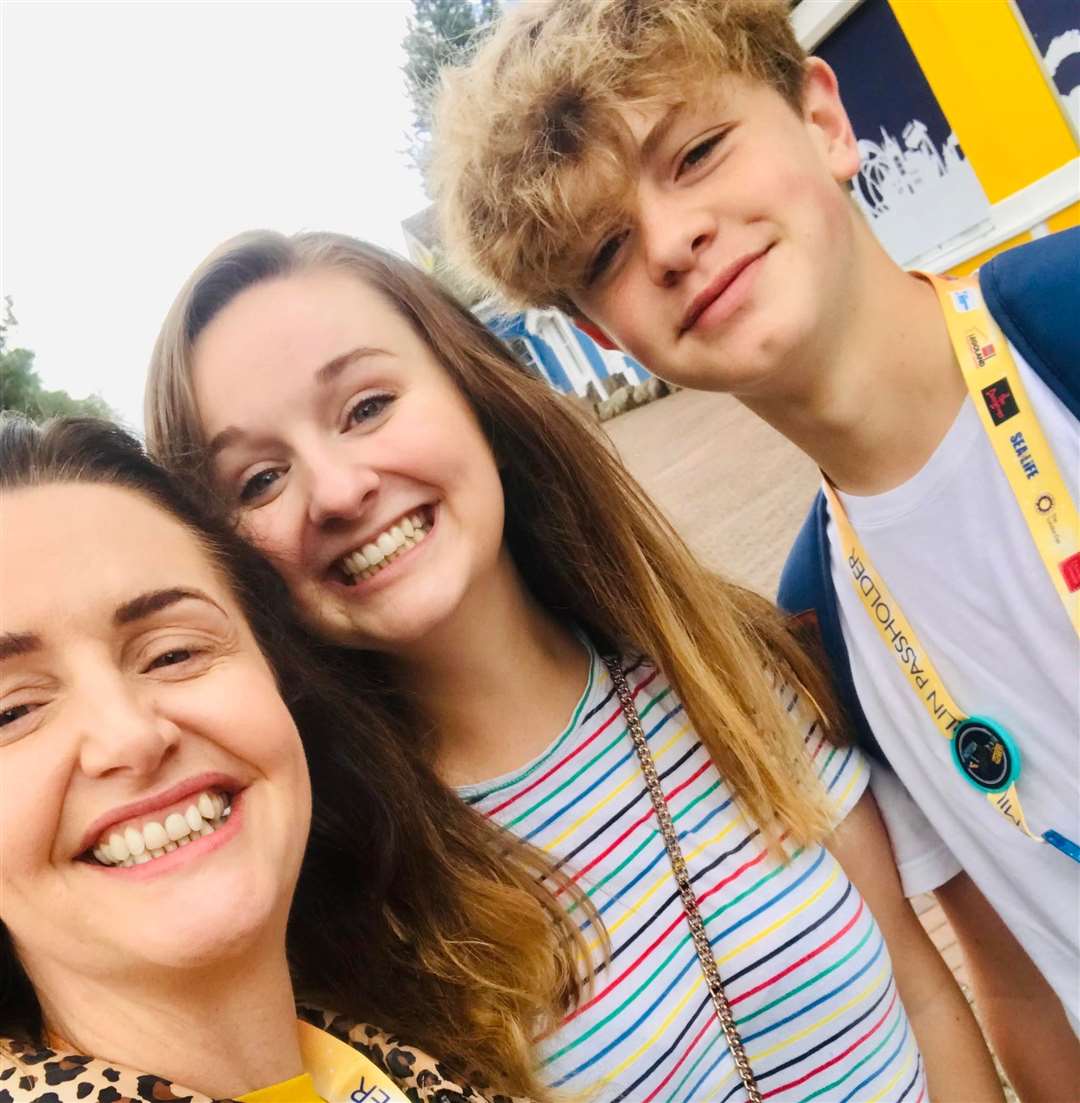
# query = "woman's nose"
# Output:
<box><xmin>77</xmin><ymin>674</ymin><xmax>181</xmax><ymax>780</ymax></box>
<box><xmin>304</xmin><ymin>447</ymin><xmax>380</xmax><ymax>528</ymax></box>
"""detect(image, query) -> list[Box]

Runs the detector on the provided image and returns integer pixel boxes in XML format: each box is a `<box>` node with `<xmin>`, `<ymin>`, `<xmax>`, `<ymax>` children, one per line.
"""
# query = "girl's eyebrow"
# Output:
<box><xmin>207</xmin><ymin>346</ymin><xmax>393</xmax><ymax>458</ymax></box>
<box><xmin>313</xmin><ymin>345</ymin><xmax>392</xmax><ymax>385</ymax></box>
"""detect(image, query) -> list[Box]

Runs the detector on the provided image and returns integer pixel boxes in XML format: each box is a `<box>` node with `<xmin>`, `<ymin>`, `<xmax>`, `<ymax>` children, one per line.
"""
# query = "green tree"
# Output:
<box><xmin>0</xmin><ymin>297</ymin><xmax>116</xmax><ymax>422</ymax></box>
<box><xmin>403</xmin><ymin>0</ymin><xmax>499</xmax><ymax>188</ymax></box>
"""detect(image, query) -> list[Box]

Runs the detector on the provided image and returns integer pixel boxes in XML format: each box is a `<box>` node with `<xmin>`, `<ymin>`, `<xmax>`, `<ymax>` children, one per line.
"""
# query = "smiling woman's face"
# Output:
<box><xmin>0</xmin><ymin>481</ymin><xmax>310</xmax><ymax>1000</ymax></box>
<box><xmin>191</xmin><ymin>267</ymin><xmax>509</xmax><ymax>652</ymax></box>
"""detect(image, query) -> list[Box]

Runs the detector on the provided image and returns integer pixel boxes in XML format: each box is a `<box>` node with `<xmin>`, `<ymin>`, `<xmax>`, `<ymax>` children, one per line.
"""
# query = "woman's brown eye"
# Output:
<box><xmin>0</xmin><ymin>704</ymin><xmax>31</xmax><ymax>728</ymax></box>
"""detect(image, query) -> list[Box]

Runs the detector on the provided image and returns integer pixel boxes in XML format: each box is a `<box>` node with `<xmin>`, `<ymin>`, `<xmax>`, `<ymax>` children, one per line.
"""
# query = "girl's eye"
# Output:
<box><xmin>0</xmin><ymin>703</ymin><xmax>32</xmax><ymax>729</ymax></box>
<box><xmin>346</xmin><ymin>393</ymin><xmax>394</xmax><ymax>428</ymax></box>
<box><xmin>586</xmin><ymin>232</ymin><xmax>628</xmax><ymax>286</ymax></box>
<box><xmin>677</xmin><ymin>133</ymin><xmax>723</xmax><ymax>178</ymax></box>
<box><xmin>239</xmin><ymin>467</ymin><xmax>283</xmax><ymax>504</ymax></box>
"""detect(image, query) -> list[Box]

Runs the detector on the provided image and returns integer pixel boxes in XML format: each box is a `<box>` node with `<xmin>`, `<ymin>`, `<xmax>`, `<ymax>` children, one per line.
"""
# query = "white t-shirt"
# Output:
<box><xmin>828</xmin><ymin>344</ymin><xmax>1080</xmax><ymax>1026</ymax></box>
<box><xmin>462</xmin><ymin>647</ymin><xmax>928</xmax><ymax>1102</ymax></box>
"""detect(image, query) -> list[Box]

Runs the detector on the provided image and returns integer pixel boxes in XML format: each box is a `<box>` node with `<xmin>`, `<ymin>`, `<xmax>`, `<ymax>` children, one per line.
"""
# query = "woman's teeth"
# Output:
<box><xmin>338</xmin><ymin>512</ymin><xmax>430</xmax><ymax>582</ymax></box>
<box><xmin>90</xmin><ymin>791</ymin><xmax>232</xmax><ymax>868</ymax></box>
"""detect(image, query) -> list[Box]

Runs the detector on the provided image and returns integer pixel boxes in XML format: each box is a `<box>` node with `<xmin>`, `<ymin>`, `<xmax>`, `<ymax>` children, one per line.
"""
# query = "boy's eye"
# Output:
<box><xmin>346</xmin><ymin>393</ymin><xmax>394</xmax><ymax>428</ymax></box>
<box><xmin>676</xmin><ymin>133</ymin><xmax>723</xmax><ymax>178</ymax></box>
<box><xmin>239</xmin><ymin>467</ymin><xmax>283</xmax><ymax>504</ymax></box>
<box><xmin>586</xmin><ymin>232</ymin><xmax>628</xmax><ymax>286</ymax></box>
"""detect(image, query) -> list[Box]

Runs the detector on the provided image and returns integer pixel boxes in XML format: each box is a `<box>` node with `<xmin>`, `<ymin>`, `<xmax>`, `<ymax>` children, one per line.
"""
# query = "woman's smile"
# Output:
<box><xmin>194</xmin><ymin>268</ymin><xmax>510</xmax><ymax>653</ymax></box>
<box><xmin>327</xmin><ymin>505</ymin><xmax>435</xmax><ymax>589</ymax></box>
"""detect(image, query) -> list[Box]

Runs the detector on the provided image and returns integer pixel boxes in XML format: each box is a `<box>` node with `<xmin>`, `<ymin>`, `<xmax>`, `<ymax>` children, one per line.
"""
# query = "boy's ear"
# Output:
<box><xmin>573</xmin><ymin>316</ymin><xmax>620</xmax><ymax>351</ymax></box>
<box><xmin>801</xmin><ymin>58</ymin><xmax>860</xmax><ymax>185</ymax></box>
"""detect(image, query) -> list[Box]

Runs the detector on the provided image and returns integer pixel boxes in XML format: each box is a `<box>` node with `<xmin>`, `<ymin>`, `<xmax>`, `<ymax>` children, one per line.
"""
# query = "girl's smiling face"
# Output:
<box><xmin>191</xmin><ymin>267</ymin><xmax>509</xmax><ymax>652</ymax></box>
<box><xmin>0</xmin><ymin>482</ymin><xmax>310</xmax><ymax>1002</ymax></box>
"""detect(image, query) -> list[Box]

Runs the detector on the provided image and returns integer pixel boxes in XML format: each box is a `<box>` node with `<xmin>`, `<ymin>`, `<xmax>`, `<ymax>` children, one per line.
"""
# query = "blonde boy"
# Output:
<box><xmin>433</xmin><ymin>1</ymin><xmax>1080</xmax><ymax>1096</ymax></box>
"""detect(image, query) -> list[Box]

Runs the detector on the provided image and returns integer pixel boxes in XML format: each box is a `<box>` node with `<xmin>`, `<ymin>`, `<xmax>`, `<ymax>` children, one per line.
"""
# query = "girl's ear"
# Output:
<box><xmin>574</xmin><ymin>316</ymin><xmax>620</xmax><ymax>351</ymax></box>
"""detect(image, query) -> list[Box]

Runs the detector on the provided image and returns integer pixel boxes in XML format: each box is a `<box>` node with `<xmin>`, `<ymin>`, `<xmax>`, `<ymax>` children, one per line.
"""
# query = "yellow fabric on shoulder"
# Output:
<box><xmin>237</xmin><ymin>1021</ymin><xmax>410</xmax><ymax>1103</ymax></box>
<box><xmin>237</xmin><ymin>1071</ymin><xmax>325</xmax><ymax>1102</ymax></box>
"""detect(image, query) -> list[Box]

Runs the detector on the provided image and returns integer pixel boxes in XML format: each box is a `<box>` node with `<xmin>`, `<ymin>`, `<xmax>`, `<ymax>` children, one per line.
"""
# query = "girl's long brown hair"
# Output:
<box><xmin>146</xmin><ymin>231</ymin><xmax>844</xmax><ymax>1094</ymax></box>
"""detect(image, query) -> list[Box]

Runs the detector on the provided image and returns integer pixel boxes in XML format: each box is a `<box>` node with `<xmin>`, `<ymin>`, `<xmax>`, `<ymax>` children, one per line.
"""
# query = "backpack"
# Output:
<box><xmin>777</xmin><ymin>227</ymin><xmax>1080</xmax><ymax>759</ymax></box>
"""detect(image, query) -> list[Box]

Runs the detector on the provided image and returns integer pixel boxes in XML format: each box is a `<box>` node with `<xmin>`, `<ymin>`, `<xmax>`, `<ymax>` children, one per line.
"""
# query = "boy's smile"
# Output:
<box><xmin>572</xmin><ymin>61</ymin><xmax>860</xmax><ymax>398</ymax></box>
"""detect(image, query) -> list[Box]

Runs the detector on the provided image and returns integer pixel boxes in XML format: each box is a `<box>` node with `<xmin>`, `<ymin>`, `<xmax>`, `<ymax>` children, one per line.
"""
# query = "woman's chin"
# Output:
<box><xmin>295</xmin><ymin>574</ymin><xmax>465</xmax><ymax>652</ymax></box>
<box><xmin>123</xmin><ymin>896</ymin><xmax>286</xmax><ymax>973</ymax></box>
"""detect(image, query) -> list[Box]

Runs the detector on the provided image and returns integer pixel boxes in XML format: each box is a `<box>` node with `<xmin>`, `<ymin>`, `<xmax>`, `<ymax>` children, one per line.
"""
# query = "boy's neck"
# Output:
<box><xmin>743</xmin><ymin>257</ymin><xmax>966</xmax><ymax>498</ymax></box>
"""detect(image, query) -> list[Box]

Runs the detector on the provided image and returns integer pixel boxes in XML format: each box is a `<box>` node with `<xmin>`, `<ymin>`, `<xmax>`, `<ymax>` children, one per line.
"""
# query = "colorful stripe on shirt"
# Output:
<box><xmin>462</xmin><ymin>646</ymin><xmax>926</xmax><ymax>1103</ymax></box>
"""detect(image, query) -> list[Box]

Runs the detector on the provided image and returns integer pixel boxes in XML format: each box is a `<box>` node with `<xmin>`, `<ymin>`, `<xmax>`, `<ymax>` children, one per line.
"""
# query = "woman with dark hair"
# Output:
<box><xmin>143</xmin><ymin>231</ymin><xmax>1000</xmax><ymax>1102</ymax></box>
<box><xmin>0</xmin><ymin>414</ymin><xmax>548</xmax><ymax>1101</ymax></box>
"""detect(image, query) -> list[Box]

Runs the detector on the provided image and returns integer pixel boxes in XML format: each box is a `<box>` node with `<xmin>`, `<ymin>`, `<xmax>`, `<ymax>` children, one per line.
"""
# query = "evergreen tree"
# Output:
<box><xmin>402</xmin><ymin>0</ymin><xmax>498</xmax><ymax>188</ymax></box>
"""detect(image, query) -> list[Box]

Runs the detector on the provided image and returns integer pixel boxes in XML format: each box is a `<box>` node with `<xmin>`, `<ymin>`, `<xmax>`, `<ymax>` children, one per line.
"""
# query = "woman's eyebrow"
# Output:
<box><xmin>314</xmin><ymin>345</ymin><xmax>392</xmax><ymax>386</ymax></box>
<box><xmin>113</xmin><ymin>587</ymin><xmax>224</xmax><ymax>626</ymax></box>
<box><xmin>206</xmin><ymin>346</ymin><xmax>393</xmax><ymax>458</ymax></box>
<box><xmin>0</xmin><ymin>632</ymin><xmax>42</xmax><ymax>664</ymax></box>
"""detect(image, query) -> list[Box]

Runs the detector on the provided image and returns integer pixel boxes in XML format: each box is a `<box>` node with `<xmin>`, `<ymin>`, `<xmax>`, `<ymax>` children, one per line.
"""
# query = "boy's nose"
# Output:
<box><xmin>641</xmin><ymin>196</ymin><xmax>714</xmax><ymax>287</ymax></box>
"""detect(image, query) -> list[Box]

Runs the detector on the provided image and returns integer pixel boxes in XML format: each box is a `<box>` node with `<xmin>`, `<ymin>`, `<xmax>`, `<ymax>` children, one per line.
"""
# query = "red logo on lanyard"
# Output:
<box><xmin>981</xmin><ymin>379</ymin><xmax>1019</xmax><ymax>425</ymax></box>
<box><xmin>1060</xmin><ymin>553</ymin><xmax>1080</xmax><ymax>593</ymax></box>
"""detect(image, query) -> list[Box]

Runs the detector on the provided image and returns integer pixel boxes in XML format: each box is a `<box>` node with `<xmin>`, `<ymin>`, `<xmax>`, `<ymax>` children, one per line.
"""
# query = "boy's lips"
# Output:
<box><xmin>679</xmin><ymin>246</ymin><xmax>772</xmax><ymax>335</ymax></box>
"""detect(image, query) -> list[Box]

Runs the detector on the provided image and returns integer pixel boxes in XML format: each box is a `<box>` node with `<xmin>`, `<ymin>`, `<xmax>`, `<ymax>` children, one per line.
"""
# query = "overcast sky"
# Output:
<box><xmin>2</xmin><ymin>1</ymin><xmax>431</xmax><ymax>429</ymax></box>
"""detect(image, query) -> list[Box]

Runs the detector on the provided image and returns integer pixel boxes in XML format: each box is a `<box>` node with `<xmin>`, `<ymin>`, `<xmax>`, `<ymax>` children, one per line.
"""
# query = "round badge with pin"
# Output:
<box><xmin>950</xmin><ymin>715</ymin><xmax>1020</xmax><ymax>794</ymax></box>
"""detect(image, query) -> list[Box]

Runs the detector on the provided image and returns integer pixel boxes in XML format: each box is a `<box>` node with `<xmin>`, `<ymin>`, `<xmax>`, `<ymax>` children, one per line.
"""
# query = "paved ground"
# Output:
<box><xmin>602</xmin><ymin>388</ymin><xmax>979</xmax><ymax>1031</ymax></box>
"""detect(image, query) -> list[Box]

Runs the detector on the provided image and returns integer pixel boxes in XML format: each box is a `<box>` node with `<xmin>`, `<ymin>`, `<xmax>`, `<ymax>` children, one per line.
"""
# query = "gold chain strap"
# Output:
<box><xmin>604</xmin><ymin>656</ymin><xmax>762</xmax><ymax>1102</ymax></box>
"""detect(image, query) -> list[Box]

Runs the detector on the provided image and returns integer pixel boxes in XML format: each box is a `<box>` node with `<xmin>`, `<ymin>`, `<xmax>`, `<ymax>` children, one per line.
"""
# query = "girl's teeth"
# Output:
<box><xmin>340</xmin><ymin>512</ymin><xmax>431</xmax><ymax>580</ymax></box>
<box><xmin>92</xmin><ymin>790</ymin><xmax>231</xmax><ymax>867</ymax></box>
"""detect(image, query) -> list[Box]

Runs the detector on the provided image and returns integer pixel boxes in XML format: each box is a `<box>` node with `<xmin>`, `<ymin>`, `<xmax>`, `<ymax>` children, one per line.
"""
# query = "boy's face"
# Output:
<box><xmin>571</xmin><ymin>60</ymin><xmax>860</xmax><ymax>397</ymax></box>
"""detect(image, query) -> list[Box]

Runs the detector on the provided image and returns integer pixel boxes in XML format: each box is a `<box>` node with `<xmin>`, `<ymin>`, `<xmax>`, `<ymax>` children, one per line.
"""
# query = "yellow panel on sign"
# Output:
<box><xmin>888</xmin><ymin>0</ymin><xmax>1078</xmax><ymax>203</ymax></box>
<box><xmin>1047</xmin><ymin>202</ymin><xmax>1080</xmax><ymax>234</ymax></box>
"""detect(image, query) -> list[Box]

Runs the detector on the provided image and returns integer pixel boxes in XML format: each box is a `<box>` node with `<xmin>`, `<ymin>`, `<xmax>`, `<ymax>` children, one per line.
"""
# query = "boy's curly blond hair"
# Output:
<box><xmin>432</xmin><ymin>0</ymin><xmax>806</xmax><ymax>312</ymax></box>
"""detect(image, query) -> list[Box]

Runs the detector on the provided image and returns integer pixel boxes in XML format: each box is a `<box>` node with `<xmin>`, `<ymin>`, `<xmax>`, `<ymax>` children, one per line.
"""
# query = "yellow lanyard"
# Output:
<box><xmin>822</xmin><ymin>272</ymin><xmax>1079</xmax><ymax>859</ymax></box>
<box><xmin>930</xmin><ymin>272</ymin><xmax>1079</xmax><ymax>628</ymax></box>
<box><xmin>237</xmin><ymin>1021</ymin><xmax>411</xmax><ymax>1103</ymax></box>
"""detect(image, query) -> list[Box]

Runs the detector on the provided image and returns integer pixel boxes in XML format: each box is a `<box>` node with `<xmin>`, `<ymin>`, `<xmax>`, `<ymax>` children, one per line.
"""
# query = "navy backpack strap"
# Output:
<box><xmin>778</xmin><ymin>491</ymin><xmax>885</xmax><ymax>762</ymax></box>
<box><xmin>980</xmin><ymin>226</ymin><xmax>1080</xmax><ymax>420</ymax></box>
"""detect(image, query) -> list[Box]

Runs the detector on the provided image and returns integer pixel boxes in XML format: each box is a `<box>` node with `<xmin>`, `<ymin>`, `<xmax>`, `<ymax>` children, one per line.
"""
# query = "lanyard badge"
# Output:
<box><xmin>822</xmin><ymin>272</ymin><xmax>1079</xmax><ymax>864</ymax></box>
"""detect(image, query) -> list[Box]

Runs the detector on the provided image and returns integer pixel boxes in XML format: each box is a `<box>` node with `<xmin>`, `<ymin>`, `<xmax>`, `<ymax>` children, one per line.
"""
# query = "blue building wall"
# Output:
<box><xmin>486</xmin><ymin>308</ymin><xmax>650</xmax><ymax>396</ymax></box>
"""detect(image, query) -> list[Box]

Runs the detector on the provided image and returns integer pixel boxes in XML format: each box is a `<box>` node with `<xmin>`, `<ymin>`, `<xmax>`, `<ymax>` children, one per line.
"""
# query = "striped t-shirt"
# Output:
<box><xmin>462</xmin><ymin>644</ymin><xmax>927</xmax><ymax>1103</ymax></box>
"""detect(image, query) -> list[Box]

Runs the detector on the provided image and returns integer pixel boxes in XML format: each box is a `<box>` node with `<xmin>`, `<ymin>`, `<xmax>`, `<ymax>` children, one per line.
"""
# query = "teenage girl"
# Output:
<box><xmin>146</xmin><ymin>231</ymin><xmax>1001</xmax><ymax>1102</ymax></box>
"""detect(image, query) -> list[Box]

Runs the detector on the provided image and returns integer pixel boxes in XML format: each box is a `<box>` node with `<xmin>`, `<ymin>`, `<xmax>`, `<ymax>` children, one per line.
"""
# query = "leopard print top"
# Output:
<box><xmin>0</xmin><ymin>1008</ymin><xmax>527</xmax><ymax>1103</ymax></box>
